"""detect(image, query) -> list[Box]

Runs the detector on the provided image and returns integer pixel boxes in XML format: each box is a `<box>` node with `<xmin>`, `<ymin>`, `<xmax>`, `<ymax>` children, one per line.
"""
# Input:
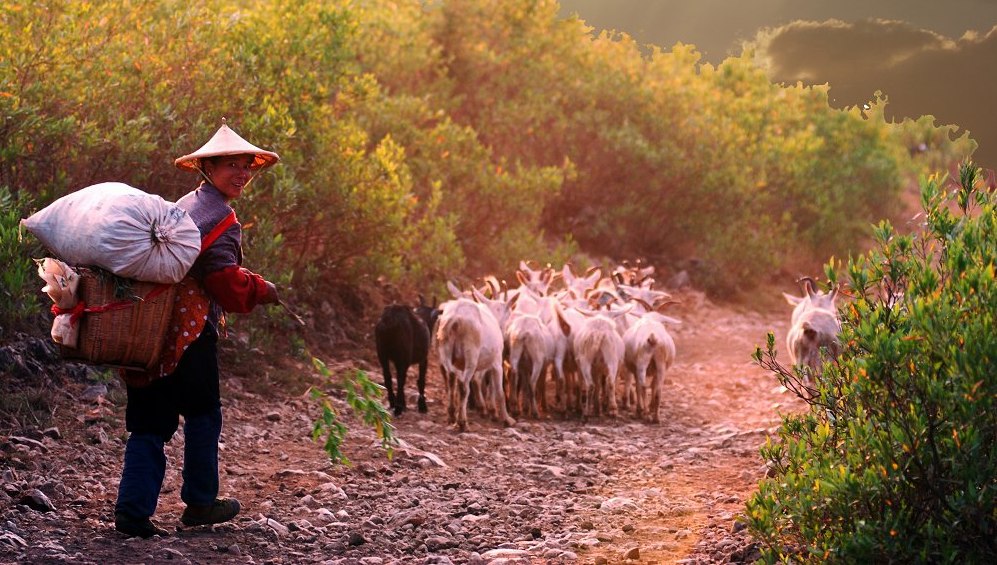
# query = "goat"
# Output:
<box><xmin>374</xmin><ymin>296</ymin><xmax>441</xmax><ymax>416</ymax></box>
<box><xmin>622</xmin><ymin>310</ymin><xmax>678</xmax><ymax>423</ymax></box>
<box><xmin>436</xmin><ymin>292</ymin><xmax>516</xmax><ymax>431</ymax></box>
<box><xmin>505</xmin><ymin>309</ymin><xmax>553</xmax><ymax>419</ymax></box>
<box><xmin>555</xmin><ymin>303</ymin><xmax>631</xmax><ymax>419</ymax></box>
<box><xmin>785</xmin><ymin>278</ymin><xmax>842</xmax><ymax>381</ymax></box>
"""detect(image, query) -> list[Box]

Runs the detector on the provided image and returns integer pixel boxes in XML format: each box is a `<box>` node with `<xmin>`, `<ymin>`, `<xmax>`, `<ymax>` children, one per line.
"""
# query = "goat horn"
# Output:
<box><xmin>798</xmin><ymin>276</ymin><xmax>817</xmax><ymax>297</ymax></box>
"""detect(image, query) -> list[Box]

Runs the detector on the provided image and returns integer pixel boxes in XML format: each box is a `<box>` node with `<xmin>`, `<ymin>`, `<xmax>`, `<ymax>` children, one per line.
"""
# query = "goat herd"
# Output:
<box><xmin>375</xmin><ymin>261</ymin><xmax>843</xmax><ymax>432</ymax></box>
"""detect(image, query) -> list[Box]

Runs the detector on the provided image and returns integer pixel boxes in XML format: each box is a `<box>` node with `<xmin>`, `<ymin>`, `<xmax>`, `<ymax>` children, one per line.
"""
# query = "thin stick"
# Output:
<box><xmin>278</xmin><ymin>299</ymin><xmax>306</xmax><ymax>326</ymax></box>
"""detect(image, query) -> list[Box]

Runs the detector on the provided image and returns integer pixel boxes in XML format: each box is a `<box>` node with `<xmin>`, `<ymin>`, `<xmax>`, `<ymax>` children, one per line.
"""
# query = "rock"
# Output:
<box><xmin>312</xmin><ymin>508</ymin><xmax>337</xmax><ymax>525</ymax></box>
<box><xmin>390</xmin><ymin>509</ymin><xmax>427</xmax><ymax>528</ymax></box>
<box><xmin>599</xmin><ymin>497</ymin><xmax>638</xmax><ymax>513</ymax></box>
<box><xmin>81</xmin><ymin>384</ymin><xmax>108</xmax><ymax>402</ymax></box>
<box><xmin>19</xmin><ymin>488</ymin><xmax>55</xmax><ymax>512</ymax></box>
<box><xmin>665</xmin><ymin>270</ymin><xmax>691</xmax><ymax>290</ymax></box>
<box><xmin>262</xmin><ymin>517</ymin><xmax>290</xmax><ymax>537</ymax></box>
<box><xmin>161</xmin><ymin>547</ymin><xmax>185</xmax><ymax>560</ymax></box>
<box><xmin>479</xmin><ymin>548</ymin><xmax>531</xmax><ymax>559</ymax></box>
<box><xmin>8</xmin><ymin>436</ymin><xmax>48</xmax><ymax>453</ymax></box>
<box><xmin>0</xmin><ymin>531</ymin><xmax>28</xmax><ymax>550</ymax></box>
<box><xmin>347</xmin><ymin>531</ymin><xmax>365</xmax><ymax>546</ymax></box>
<box><xmin>622</xmin><ymin>546</ymin><xmax>640</xmax><ymax>560</ymax></box>
<box><xmin>424</xmin><ymin>536</ymin><xmax>454</xmax><ymax>551</ymax></box>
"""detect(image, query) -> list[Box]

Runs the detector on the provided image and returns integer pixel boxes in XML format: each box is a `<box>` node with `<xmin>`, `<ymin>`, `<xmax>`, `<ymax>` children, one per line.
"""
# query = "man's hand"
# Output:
<box><xmin>263</xmin><ymin>281</ymin><xmax>279</xmax><ymax>304</ymax></box>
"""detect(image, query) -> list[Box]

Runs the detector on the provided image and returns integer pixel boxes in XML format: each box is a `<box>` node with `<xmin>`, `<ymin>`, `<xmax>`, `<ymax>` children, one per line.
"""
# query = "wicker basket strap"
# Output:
<box><xmin>52</xmin><ymin>283</ymin><xmax>172</xmax><ymax>325</ymax></box>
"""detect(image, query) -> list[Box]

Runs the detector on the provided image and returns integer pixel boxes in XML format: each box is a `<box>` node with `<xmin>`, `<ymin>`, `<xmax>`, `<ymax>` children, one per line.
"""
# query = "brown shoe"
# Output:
<box><xmin>115</xmin><ymin>513</ymin><xmax>170</xmax><ymax>538</ymax></box>
<box><xmin>180</xmin><ymin>498</ymin><xmax>240</xmax><ymax>527</ymax></box>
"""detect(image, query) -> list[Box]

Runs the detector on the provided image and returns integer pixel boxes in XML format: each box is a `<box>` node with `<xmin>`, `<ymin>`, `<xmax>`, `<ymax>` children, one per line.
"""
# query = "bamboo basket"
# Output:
<box><xmin>60</xmin><ymin>268</ymin><xmax>176</xmax><ymax>371</ymax></box>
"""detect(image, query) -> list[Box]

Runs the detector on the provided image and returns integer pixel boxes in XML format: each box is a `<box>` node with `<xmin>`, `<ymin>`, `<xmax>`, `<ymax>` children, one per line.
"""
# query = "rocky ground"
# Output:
<box><xmin>1</xmin><ymin>288</ymin><xmax>805</xmax><ymax>564</ymax></box>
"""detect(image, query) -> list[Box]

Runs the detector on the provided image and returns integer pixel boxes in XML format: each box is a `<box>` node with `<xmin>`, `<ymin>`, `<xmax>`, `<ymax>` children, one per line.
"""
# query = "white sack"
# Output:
<box><xmin>21</xmin><ymin>182</ymin><xmax>201</xmax><ymax>284</ymax></box>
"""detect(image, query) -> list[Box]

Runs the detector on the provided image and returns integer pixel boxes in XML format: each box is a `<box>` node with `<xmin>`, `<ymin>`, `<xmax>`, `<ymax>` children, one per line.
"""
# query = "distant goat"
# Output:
<box><xmin>785</xmin><ymin>278</ymin><xmax>842</xmax><ymax>381</ymax></box>
<box><xmin>622</xmin><ymin>310</ymin><xmax>678</xmax><ymax>423</ymax></box>
<box><xmin>436</xmin><ymin>289</ymin><xmax>517</xmax><ymax>431</ymax></box>
<box><xmin>374</xmin><ymin>296</ymin><xmax>440</xmax><ymax>416</ymax></box>
<box><xmin>556</xmin><ymin>303</ymin><xmax>631</xmax><ymax>419</ymax></box>
<box><xmin>505</xmin><ymin>309</ymin><xmax>553</xmax><ymax>419</ymax></box>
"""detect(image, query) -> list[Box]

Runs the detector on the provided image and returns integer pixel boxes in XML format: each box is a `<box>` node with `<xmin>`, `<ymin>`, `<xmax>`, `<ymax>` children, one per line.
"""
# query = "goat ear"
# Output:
<box><xmin>418</xmin><ymin>294</ymin><xmax>426</xmax><ymax>307</ymax></box>
<box><xmin>431</xmin><ymin>295</ymin><xmax>437</xmax><ymax>308</ymax></box>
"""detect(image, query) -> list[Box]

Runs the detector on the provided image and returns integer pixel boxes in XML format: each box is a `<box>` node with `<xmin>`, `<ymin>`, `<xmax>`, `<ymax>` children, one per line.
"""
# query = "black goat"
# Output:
<box><xmin>374</xmin><ymin>295</ymin><xmax>440</xmax><ymax>416</ymax></box>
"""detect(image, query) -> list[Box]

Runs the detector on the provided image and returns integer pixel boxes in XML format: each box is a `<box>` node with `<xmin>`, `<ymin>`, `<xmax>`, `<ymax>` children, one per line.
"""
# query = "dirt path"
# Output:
<box><xmin>1</xmin><ymin>291</ymin><xmax>804</xmax><ymax>564</ymax></box>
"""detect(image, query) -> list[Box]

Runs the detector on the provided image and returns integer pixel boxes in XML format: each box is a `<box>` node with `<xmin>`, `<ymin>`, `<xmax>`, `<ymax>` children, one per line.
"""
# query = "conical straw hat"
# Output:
<box><xmin>174</xmin><ymin>123</ymin><xmax>280</xmax><ymax>172</ymax></box>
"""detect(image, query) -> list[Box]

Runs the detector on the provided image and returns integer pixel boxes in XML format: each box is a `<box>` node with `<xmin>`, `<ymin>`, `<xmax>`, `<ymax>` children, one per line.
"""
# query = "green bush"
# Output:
<box><xmin>2</xmin><ymin>0</ymin><xmax>978</xmax><ymax>311</ymax></box>
<box><xmin>749</xmin><ymin>161</ymin><xmax>997</xmax><ymax>563</ymax></box>
<box><xmin>309</xmin><ymin>358</ymin><xmax>396</xmax><ymax>466</ymax></box>
<box><xmin>0</xmin><ymin>186</ymin><xmax>42</xmax><ymax>339</ymax></box>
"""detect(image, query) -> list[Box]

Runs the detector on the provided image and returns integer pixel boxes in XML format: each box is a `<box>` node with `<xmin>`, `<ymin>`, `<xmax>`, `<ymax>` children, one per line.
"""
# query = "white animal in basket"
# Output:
<box><xmin>37</xmin><ymin>257</ymin><xmax>81</xmax><ymax>347</ymax></box>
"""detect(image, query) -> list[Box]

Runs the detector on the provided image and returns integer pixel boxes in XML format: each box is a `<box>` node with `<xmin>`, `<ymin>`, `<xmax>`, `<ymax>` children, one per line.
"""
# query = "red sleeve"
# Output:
<box><xmin>203</xmin><ymin>265</ymin><xmax>272</xmax><ymax>313</ymax></box>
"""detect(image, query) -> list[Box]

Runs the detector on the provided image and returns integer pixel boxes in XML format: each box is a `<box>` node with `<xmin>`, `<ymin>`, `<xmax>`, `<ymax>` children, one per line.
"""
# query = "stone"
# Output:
<box><xmin>20</xmin><ymin>489</ymin><xmax>55</xmax><ymax>512</ymax></box>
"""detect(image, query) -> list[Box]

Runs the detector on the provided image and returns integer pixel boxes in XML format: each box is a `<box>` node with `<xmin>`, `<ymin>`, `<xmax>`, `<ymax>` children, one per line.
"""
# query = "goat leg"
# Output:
<box><xmin>416</xmin><ymin>360</ymin><xmax>428</xmax><ymax>413</ymax></box>
<box><xmin>393</xmin><ymin>361</ymin><xmax>407</xmax><ymax>416</ymax></box>
<box><xmin>379</xmin><ymin>357</ymin><xmax>396</xmax><ymax>414</ymax></box>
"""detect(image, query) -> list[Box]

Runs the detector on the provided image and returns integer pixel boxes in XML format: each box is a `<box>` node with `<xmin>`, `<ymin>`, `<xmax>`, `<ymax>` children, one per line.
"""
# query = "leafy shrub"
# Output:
<box><xmin>0</xmin><ymin>186</ymin><xmax>42</xmax><ymax>339</ymax></box>
<box><xmin>749</xmin><ymin>162</ymin><xmax>997</xmax><ymax>563</ymax></box>
<box><xmin>2</xmin><ymin>0</ymin><xmax>977</xmax><ymax>315</ymax></box>
<box><xmin>309</xmin><ymin>358</ymin><xmax>396</xmax><ymax>466</ymax></box>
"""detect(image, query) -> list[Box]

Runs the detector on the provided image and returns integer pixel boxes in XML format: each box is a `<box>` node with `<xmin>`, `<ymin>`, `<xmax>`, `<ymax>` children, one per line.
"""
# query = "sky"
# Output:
<box><xmin>558</xmin><ymin>0</ymin><xmax>997</xmax><ymax>169</ymax></box>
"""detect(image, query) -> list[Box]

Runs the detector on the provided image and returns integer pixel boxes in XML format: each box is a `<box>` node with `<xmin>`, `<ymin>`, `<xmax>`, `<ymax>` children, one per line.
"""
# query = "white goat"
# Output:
<box><xmin>436</xmin><ymin>292</ymin><xmax>516</xmax><ymax>431</ymax></box>
<box><xmin>785</xmin><ymin>278</ymin><xmax>842</xmax><ymax>381</ymax></box>
<box><xmin>505</xmin><ymin>310</ymin><xmax>553</xmax><ymax>419</ymax></box>
<box><xmin>555</xmin><ymin>303</ymin><xmax>631</xmax><ymax>419</ymax></box>
<box><xmin>622</xmin><ymin>311</ymin><xmax>678</xmax><ymax>423</ymax></box>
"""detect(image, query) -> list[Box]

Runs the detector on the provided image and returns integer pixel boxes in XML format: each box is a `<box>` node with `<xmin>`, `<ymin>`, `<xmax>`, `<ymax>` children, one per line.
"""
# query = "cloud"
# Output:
<box><xmin>748</xmin><ymin>19</ymin><xmax>997</xmax><ymax>168</ymax></box>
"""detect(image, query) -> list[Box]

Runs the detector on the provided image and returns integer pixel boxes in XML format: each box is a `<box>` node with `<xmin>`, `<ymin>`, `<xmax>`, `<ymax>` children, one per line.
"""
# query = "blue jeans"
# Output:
<box><xmin>115</xmin><ymin>325</ymin><xmax>223</xmax><ymax>519</ymax></box>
